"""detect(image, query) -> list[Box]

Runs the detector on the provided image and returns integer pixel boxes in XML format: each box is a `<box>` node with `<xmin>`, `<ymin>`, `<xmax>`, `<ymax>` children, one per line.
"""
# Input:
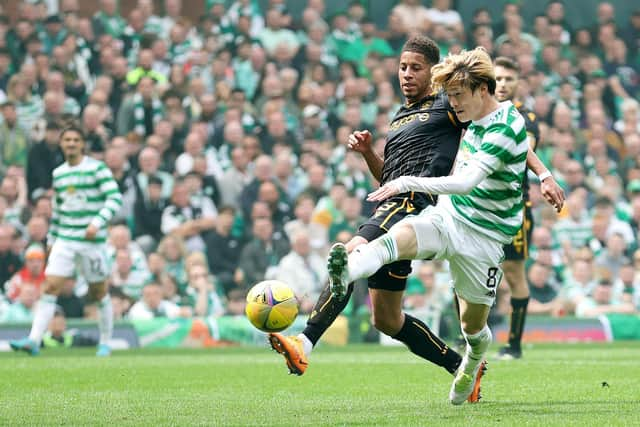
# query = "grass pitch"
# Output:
<box><xmin>1</xmin><ymin>342</ymin><xmax>639</xmax><ymax>426</ymax></box>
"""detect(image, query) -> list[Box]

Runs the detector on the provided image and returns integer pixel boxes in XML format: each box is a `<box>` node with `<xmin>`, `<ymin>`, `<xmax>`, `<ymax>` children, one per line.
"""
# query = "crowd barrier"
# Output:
<box><xmin>1</xmin><ymin>314</ymin><xmax>639</xmax><ymax>351</ymax></box>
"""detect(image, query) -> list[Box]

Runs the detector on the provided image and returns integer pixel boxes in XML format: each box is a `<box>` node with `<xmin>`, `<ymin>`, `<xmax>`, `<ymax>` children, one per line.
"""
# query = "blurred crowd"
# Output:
<box><xmin>0</xmin><ymin>0</ymin><xmax>639</xmax><ymax>328</ymax></box>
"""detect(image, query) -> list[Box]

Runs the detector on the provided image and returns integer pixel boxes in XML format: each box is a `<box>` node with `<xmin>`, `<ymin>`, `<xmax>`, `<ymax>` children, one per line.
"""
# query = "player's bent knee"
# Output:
<box><xmin>388</xmin><ymin>223</ymin><xmax>418</xmax><ymax>259</ymax></box>
<box><xmin>87</xmin><ymin>282</ymin><xmax>108</xmax><ymax>302</ymax></box>
<box><xmin>346</xmin><ymin>235</ymin><xmax>369</xmax><ymax>252</ymax></box>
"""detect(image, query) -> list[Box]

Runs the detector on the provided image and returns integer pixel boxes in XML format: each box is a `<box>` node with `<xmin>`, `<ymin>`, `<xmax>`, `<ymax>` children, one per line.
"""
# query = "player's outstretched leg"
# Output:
<box><xmin>327</xmin><ymin>243</ymin><xmax>349</xmax><ymax>299</ymax></box>
<box><xmin>450</xmin><ymin>360</ymin><xmax>487</xmax><ymax>404</ymax></box>
<box><xmin>96</xmin><ymin>294</ymin><xmax>113</xmax><ymax>357</ymax></box>
<box><xmin>450</xmin><ymin>325</ymin><xmax>492</xmax><ymax>405</ymax></box>
<box><xmin>9</xmin><ymin>337</ymin><xmax>40</xmax><ymax>356</ymax></box>
<box><xmin>10</xmin><ymin>293</ymin><xmax>58</xmax><ymax>356</ymax></box>
<box><xmin>268</xmin><ymin>333</ymin><xmax>309</xmax><ymax>375</ymax></box>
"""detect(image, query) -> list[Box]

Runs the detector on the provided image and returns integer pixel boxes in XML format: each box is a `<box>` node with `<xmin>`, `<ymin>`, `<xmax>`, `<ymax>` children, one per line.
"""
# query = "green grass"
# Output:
<box><xmin>1</xmin><ymin>342</ymin><xmax>639</xmax><ymax>426</ymax></box>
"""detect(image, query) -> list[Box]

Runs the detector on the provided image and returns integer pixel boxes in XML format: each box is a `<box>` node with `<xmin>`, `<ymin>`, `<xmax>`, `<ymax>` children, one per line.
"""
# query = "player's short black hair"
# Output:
<box><xmin>494</xmin><ymin>56</ymin><xmax>520</xmax><ymax>73</ymax></box>
<box><xmin>401</xmin><ymin>35</ymin><xmax>440</xmax><ymax>66</ymax></box>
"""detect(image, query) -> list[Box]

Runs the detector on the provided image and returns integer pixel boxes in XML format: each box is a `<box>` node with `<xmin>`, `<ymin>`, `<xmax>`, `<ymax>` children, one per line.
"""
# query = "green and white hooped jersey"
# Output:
<box><xmin>49</xmin><ymin>156</ymin><xmax>122</xmax><ymax>244</ymax></box>
<box><xmin>447</xmin><ymin>101</ymin><xmax>528</xmax><ymax>244</ymax></box>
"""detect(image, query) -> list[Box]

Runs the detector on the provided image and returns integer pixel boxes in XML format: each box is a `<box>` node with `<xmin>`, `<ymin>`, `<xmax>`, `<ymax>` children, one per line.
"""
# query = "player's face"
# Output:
<box><xmin>494</xmin><ymin>65</ymin><xmax>519</xmax><ymax>102</ymax></box>
<box><xmin>446</xmin><ymin>84</ymin><xmax>484</xmax><ymax>122</ymax></box>
<box><xmin>60</xmin><ymin>130</ymin><xmax>85</xmax><ymax>161</ymax></box>
<box><xmin>398</xmin><ymin>51</ymin><xmax>432</xmax><ymax>104</ymax></box>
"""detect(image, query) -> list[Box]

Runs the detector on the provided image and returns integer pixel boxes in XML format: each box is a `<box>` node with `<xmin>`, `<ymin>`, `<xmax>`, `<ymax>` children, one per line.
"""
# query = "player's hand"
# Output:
<box><xmin>540</xmin><ymin>176</ymin><xmax>565</xmax><ymax>213</ymax></box>
<box><xmin>367</xmin><ymin>179</ymin><xmax>404</xmax><ymax>201</ymax></box>
<box><xmin>85</xmin><ymin>224</ymin><xmax>99</xmax><ymax>240</ymax></box>
<box><xmin>347</xmin><ymin>130</ymin><xmax>373</xmax><ymax>154</ymax></box>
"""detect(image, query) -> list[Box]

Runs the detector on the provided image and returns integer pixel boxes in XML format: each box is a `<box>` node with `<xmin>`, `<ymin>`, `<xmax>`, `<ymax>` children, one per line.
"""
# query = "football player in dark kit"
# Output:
<box><xmin>269</xmin><ymin>35</ymin><xmax>481</xmax><ymax>399</ymax></box>
<box><xmin>492</xmin><ymin>56</ymin><xmax>562</xmax><ymax>360</ymax></box>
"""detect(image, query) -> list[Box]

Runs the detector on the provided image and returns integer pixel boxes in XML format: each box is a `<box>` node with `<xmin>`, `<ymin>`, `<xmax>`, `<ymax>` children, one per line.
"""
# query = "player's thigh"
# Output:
<box><xmin>448</xmin><ymin>226</ymin><xmax>504</xmax><ymax>312</ymax></box>
<box><xmin>401</xmin><ymin>208</ymin><xmax>449</xmax><ymax>259</ymax></box>
<box><xmin>78</xmin><ymin>244</ymin><xmax>110</xmax><ymax>284</ymax></box>
<box><xmin>45</xmin><ymin>241</ymin><xmax>77</xmax><ymax>279</ymax></box>
<box><xmin>369</xmin><ymin>288</ymin><xmax>405</xmax><ymax>333</ymax></box>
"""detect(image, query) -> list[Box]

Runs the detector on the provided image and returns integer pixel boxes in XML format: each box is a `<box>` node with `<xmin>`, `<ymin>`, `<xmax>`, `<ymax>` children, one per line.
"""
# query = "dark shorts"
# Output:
<box><xmin>355</xmin><ymin>193</ymin><xmax>434</xmax><ymax>292</ymax></box>
<box><xmin>503</xmin><ymin>201</ymin><xmax>533</xmax><ymax>261</ymax></box>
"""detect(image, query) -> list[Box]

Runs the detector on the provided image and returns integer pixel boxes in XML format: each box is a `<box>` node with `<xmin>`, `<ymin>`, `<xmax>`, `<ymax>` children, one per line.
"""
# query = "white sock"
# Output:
<box><xmin>347</xmin><ymin>234</ymin><xmax>399</xmax><ymax>282</ymax></box>
<box><xmin>461</xmin><ymin>325</ymin><xmax>492</xmax><ymax>375</ymax></box>
<box><xmin>98</xmin><ymin>294</ymin><xmax>113</xmax><ymax>346</ymax></box>
<box><xmin>297</xmin><ymin>333</ymin><xmax>313</xmax><ymax>356</ymax></box>
<box><xmin>28</xmin><ymin>294</ymin><xmax>57</xmax><ymax>343</ymax></box>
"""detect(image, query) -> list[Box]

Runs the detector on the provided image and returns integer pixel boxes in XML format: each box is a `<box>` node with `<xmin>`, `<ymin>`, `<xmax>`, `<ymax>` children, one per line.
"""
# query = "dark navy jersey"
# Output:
<box><xmin>514</xmin><ymin>101</ymin><xmax>540</xmax><ymax>201</ymax></box>
<box><xmin>381</xmin><ymin>92</ymin><xmax>466</xmax><ymax>194</ymax></box>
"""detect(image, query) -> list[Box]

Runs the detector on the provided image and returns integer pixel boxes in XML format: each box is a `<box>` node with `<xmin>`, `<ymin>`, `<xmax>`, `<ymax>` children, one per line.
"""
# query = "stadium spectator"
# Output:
<box><xmin>184</xmin><ymin>262</ymin><xmax>225</xmax><ymax>317</ymax></box>
<box><xmin>205</xmin><ymin>206</ymin><xmax>243</xmax><ymax>296</ymax></box>
<box><xmin>0</xmin><ymin>101</ymin><xmax>29</xmax><ymax>175</ymax></box>
<box><xmin>156</xmin><ymin>234</ymin><xmax>188</xmax><ymax>290</ymax></box>
<box><xmin>527</xmin><ymin>262</ymin><xmax>562</xmax><ymax>316</ymax></box>
<box><xmin>117</xmin><ymin>76</ymin><xmax>164</xmax><ymax>138</ymax></box>
<box><xmin>128</xmin><ymin>282</ymin><xmax>188</xmax><ymax>320</ymax></box>
<box><xmin>161</xmin><ymin>178</ymin><xmax>216</xmax><ymax>252</ymax></box>
<box><xmin>275</xmin><ymin>228</ymin><xmax>327</xmax><ymax>313</ymax></box>
<box><xmin>26</xmin><ymin>121</ymin><xmax>64</xmax><ymax>201</ymax></box>
<box><xmin>92</xmin><ymin>0</ymin><xmax>126</xmax><ymax>39</ymax></box>
<box><xmin>328</xmin><ymin>193</ymin><xmax>366</xmax><ymax>242</ymax></box>
<box><xmin>5</xmin><ymin>243</ymin><xmax>45</xmax><ymax>301</ymax></box>
<box><xmin>110</xmin><ymin>247</ymin><xmax>151</xmax><ymax>300</ymax></box>
<box><xmin>104</xmin><ymin>145</ymin><xmax>137</xmax><ymax>223</ymax></box>
<box><xmin>238</xmin><ymin>216</ymin><xmax>289</xmax><ymax>290</ymax></box>
<box><xmin>575</xmin><ymin>278</ymin><xmax>636</xmax><ymax>318</ymax></box>
<box><xmin>391</xmin><ymin>0</ymin><xmax>431</xmax><ymax>35</ymax></box>
<box><xmin>0</xmin><ymin>223</ymin><xmax>21</xmax><ymax>293</ymax></box>
<box><xmin>0</xmin><ymin>282</ymin><xmax>38</xmax><ymax>323</ymax></box>
<box><xmin>136</xmin><ymin>146</ymin><xmax>174</xmax><ymax>201</ymax></box>
<box><xmin>133</xmin><ymin>174</ymin><xmax>168</xmax><ymax>252</ymax></box>
<box><xmin>284</xmin><ymin>193</ymin><xmax>328</xmax><ymax>256</ymax></box>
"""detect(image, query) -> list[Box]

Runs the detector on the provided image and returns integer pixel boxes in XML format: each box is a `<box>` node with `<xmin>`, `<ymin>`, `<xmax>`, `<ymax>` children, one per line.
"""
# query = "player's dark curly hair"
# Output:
<box><xmin>60</xmin><ymin>124</ymin><xmax>86</xmax><ymax>141</ymax></box>
<box><xmin>401</xmin><ymin>35</ymin><xmax>440</xmax><ymax>66</ymax></box>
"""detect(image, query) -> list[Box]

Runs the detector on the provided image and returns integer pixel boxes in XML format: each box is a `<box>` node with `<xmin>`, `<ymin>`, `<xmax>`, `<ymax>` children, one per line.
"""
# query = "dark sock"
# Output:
<box><xmin>508</xmin><ymin>297</ymin><xmax>529</xmax><ymax>350</ymax></box>
<box><xmin>302</xmin><ymin>282</ymin><xmax>354</xmax><ymax>346</ymax></box>
<box><xmin>393</xmin><ymin>313</ymin><xmax>462</xmax><ymax>374</ymax></box>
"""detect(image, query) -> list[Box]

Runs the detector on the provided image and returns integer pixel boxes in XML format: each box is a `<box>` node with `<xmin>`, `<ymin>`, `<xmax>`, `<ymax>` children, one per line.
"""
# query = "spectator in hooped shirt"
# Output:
<box><xmin>128</xmin><ymin>282</ymin><xmax>190</xmax><ymax>320</ymax></box>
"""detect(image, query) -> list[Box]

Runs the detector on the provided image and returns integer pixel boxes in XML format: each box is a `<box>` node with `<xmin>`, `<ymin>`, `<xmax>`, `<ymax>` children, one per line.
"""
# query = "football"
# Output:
<box><xmin>245</xmin><ymin>280</ymin><xmax>299</xmax><ymax>333</ymax></box>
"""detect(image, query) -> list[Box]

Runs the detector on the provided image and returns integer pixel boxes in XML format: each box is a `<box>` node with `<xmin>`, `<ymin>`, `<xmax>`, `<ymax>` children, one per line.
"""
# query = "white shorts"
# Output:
<box><xmin>400</xmin><ymin>202</ymin><xmax>505</xmax><ymax>306</ymax></box>
<box><xmin>45</xmin><ymin>240</ymin><xmax>110</xmax><ymax>283</ymax></box>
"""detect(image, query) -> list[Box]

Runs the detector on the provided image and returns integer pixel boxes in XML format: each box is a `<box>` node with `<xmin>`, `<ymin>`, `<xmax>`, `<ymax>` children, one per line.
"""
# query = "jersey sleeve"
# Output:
<box><xmin>90</xmin><ymin>164</ymin><xmax>123</xmax><ymax>229</ymax></box>
<box><xmin>48</xmin><ymin>177</ymin><xmax>60</xmax><ymax>245</ymax></box>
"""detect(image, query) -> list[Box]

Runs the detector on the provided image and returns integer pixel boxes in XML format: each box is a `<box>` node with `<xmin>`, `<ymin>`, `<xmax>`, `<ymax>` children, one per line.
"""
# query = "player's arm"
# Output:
<box><xmin>348</xmin><ymin>130</ymin><xmax>384</xmax><ymax>182</ymax></box>
<box><xmin>526</xmin><ymin>147</ymin><xmax>565</xmax><ymax>212</ymax></box>
<box><xmin>48</xmin><ymin>187</ymin><xmax>59</xmax><ymax>248</ymax></box>
<box><xmin>367</xmin><ymin>162</ymin><xmax>487</xmax><ymax>201</ymax></box>
<box><xmin>87</xmin><ymin>165</ymin><xmax>123</xmax><ymax>239</ymax></box>
<box><xmin>369</xmin><ymin>125</ymin><xmax>518</xmax><ymax>200</ymax></box>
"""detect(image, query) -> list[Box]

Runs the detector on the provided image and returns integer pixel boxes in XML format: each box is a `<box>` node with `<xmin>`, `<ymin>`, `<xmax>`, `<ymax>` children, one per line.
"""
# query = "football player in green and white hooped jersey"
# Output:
<box><xmin>325</xmin><ymin>48</ymin><xmax>565</xmax><ymax>405</ymax></box>
<box><xmin>11</xmin><ymin>126</ymin><xmax>122</xmax><ymax>357</ymax></box>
